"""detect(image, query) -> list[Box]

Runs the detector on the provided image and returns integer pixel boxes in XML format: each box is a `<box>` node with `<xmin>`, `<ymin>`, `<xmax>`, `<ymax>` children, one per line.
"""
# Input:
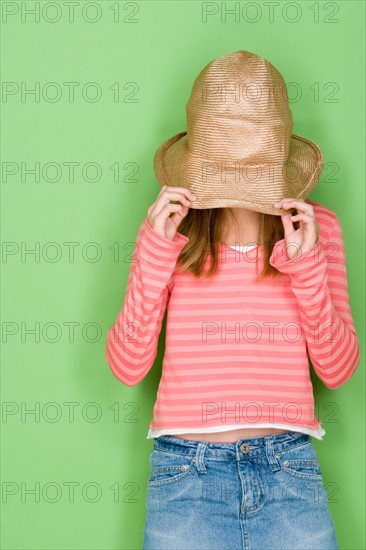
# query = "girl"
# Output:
<box><xmin>106</xmin><ymin>50</ymin><xmax>360</xmax><ymax>549</ymax></box>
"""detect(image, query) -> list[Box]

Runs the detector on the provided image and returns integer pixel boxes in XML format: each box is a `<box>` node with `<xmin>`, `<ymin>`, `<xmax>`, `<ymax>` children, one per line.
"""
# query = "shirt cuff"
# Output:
<box><xmin>269</xmin><ymin>238</ymin><xmax>327</xmax><ymax>275</ymax></box>
<box><xmin>137</xmin><ymin>218</ymin><xmax>189</xmax><ymax>267</ymax></box>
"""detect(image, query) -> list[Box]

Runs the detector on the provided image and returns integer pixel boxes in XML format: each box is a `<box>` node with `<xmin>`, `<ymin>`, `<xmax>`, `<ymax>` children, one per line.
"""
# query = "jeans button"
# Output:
<box><xmin>180</xmin><ymin>465</ymin><xmax>189</xmax><ymax>471</ymax></box>
<box><xmin>240</xmin><ymin>443</ymin><xmax>250</xmax><ymax>453</ymax></box>
<box><xmin>275</xmin><ymin>452</ymin><xmax>280</xmax><ymax>458</ymax></box>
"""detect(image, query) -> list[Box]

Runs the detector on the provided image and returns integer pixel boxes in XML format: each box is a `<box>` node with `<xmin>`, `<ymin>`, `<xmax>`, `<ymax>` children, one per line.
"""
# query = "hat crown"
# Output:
<box><xmin>186</xmin><ymin>50</ymin><xmax>293</xmax><ymax>163</ymax></box>
<box><xmin>153</xmin><ymin>50</ymin><xmax>324</xmax><ymax>215</ymax></box>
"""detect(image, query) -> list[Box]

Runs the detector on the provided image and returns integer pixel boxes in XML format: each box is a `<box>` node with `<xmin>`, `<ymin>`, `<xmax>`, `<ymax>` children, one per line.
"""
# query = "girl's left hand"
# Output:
<box><xmin>273</xmin><ymin>199</ymin><xmax>320</xmax><ymax>259</ymax></box>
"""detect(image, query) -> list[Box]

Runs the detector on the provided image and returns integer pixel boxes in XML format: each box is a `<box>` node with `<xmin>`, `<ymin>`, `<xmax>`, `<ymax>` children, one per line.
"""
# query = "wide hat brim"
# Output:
<box><xmin>153</xmin><ymin>131</ymin><xmax>324</xmax><ymax>217</ymax></box>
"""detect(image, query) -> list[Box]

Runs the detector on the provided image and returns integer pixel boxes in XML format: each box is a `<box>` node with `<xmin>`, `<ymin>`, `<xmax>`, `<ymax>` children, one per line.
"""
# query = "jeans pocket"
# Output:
<box><xmin>277</xmin><ymin>441</ymin><xmax>323</xmax><ymax>482</ymax></box>
<box><xmin>147</xmin><ymin>448</ymin><xmax>196</xmax><ymax>488</ymax></box>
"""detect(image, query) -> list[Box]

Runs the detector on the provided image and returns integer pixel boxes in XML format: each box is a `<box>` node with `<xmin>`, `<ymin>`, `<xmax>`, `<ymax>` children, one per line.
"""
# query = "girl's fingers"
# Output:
<box><xmin>149</xmin><ymin>187</ymin><xmax>196</xmax><ymax>218</ymax></box>
<box><xmin>149</xmin><ymin>203</ymin><xmax>186</xmax><ymax>232</ymax></box>
<box><xmin>149</xmin><ymin>194</ymin><xmax>191</xmax><ymax>224</ymax></box>
<box><xmin>169</xmin><ymin>205</ymin><xmax>189</xmax><ymax>227</ymax></box>
<box><xmin>275</xmin><ymin>199</ymin><xmax>319</xmax><ymax>249</ymax></box>
<box><xmin>280</xmin><ymin>211</ymin><xmax>296</xmax><ymax>236</ymax></box>
<box><xmin>154</xmin><ymin>191</ymin><xmax>191</xmax><ymax>209</ymax></box>
<box><xmin>274</xmin><ymin>198</ymin><xmax>314</xmax><ymax>216</ymax></box>
<box><xmin>290</xmin><ymin>213</ymin><xmax>312</xmax><ymax>222</ymax></box>
<box><xmin>158</xmin><ymin>185</ymin><xmax>196</xmax><ymax>202</ymax></box>
<box><xmin>147</xmin><ymin>185</ymin><xmax>196</xmax><ymax>237</ymax></box>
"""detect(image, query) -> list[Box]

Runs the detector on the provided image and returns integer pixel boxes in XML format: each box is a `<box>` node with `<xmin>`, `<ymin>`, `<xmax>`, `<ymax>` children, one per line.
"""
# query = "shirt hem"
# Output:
<box><xmin>146</xmin><ymin>423</ymin><xmax>326</xmax><ymax>441</ymax></box>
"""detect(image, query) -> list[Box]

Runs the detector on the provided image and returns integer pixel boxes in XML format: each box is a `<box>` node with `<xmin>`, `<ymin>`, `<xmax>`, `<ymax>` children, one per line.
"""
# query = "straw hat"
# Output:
<box><xmin>153</xmin><ymin>50</ymin><xmax>324</xmax><ymax>216</ymax></box>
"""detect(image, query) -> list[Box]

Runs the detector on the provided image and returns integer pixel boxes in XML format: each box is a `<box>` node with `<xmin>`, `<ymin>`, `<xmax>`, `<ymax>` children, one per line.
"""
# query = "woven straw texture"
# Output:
<box><xmin>153</xmin><ymin>50</ymin><xmax>323</xmax><ymax>216</ymax></box>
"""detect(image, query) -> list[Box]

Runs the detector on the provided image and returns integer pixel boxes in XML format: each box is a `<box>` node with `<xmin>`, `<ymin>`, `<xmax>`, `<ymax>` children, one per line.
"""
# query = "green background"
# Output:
<box><xmin>1</xmin><ymin>1</ymin><xmax>364</xmax><ymax>548</ymax></box>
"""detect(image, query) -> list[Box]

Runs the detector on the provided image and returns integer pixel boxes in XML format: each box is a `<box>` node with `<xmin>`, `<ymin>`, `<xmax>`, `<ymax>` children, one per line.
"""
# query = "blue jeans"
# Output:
<box><xmin>143</xmin><ymin>431</ymin><xmax>338</xmax><ymax>550</ymax></box>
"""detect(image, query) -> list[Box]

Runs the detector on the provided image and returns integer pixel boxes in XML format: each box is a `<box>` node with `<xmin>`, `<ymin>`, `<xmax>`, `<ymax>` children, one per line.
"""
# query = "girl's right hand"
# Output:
<box><xmin>146</xmin><ymin>185</ymin><xmax>197</xmax><ymax>241</ymax></box>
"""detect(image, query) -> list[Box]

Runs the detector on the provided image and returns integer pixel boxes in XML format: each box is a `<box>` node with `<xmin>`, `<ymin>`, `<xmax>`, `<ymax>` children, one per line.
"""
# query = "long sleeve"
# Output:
<box><xmin>269</xmin><ymin>214</ymin><xmax>360</xmax><ymax>389</ymax></box>
<box><xmin>105</xmin><ymin>218</ymin><xmax>189</xmax><ymax>386</ymax></box>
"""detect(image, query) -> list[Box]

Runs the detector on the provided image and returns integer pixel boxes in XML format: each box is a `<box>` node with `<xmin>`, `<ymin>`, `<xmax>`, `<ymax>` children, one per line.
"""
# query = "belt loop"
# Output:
<box><xmin>194</xmin><ymin>441</ymin><xmax>208</xmax><ymax>474</ymax></box>
<box><xmin>265</xmin><ymin>437</ymin><xmax>281</xmax><ymax>472</ymax></box>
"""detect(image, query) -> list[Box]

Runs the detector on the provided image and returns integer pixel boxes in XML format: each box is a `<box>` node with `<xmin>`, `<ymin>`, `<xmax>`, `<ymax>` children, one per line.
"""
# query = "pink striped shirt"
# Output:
<box><xmin>105</xmin><ymin>200</ymin><xmax>360</xmax><ymax>441</ymax></box>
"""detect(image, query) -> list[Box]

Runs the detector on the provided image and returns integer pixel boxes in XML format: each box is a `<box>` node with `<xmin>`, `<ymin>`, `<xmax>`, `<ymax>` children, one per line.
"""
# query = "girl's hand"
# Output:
<box><xmin>273</xmin><ymin>199</ymin><xmax>320</xmax><ymax>259</ymax></box>
<box><xmin>147</xmin><ymin>185</ymin><xmax>197</xmax><ymax>241</ymax></box>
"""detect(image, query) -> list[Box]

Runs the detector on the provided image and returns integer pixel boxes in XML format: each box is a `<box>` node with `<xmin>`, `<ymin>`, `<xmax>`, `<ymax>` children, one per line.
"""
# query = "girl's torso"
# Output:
<box><xmin>171</xmin><ymin>241</ymin><xmax>292</xmax><ymax>443</ymax></box>
<box><xmin>162</xmin><ymin>228</ymin><xmax>326</xmax><ymax>445</ymax></box>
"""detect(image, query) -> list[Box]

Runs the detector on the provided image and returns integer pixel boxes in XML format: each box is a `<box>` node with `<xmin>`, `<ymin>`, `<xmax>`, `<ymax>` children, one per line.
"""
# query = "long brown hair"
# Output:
<box><xmin>175</xmin><ymin>207</ymin><xmax>291</xmax><ymax>281</ymax></box>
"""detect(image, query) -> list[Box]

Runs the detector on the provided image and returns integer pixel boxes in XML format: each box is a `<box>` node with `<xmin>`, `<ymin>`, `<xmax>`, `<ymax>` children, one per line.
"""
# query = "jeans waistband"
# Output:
<box><xmin>153</xmin><ymin>430</ymin><xmax>311</xmax><ymax>461</ymax></box>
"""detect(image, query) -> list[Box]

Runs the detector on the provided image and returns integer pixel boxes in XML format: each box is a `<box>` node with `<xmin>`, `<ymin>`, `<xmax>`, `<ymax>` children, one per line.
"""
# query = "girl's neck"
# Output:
<box><xmin>223</xmin><ymin>207</ymin><xmax>261</xmax><ymax>246</ymax></box>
